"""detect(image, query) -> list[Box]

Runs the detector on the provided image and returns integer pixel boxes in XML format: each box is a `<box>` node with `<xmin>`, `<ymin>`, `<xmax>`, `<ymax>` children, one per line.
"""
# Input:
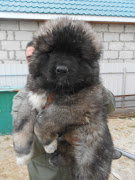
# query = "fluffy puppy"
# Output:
<box><xmin>13</xmin><ymin>18</ymin><xmax>114</xmax><ymax>179</ymax></box>
<box><xmin>29</xmin><ymin>18</ymin><xmax>114</xmax><ymax>180</ymax></box>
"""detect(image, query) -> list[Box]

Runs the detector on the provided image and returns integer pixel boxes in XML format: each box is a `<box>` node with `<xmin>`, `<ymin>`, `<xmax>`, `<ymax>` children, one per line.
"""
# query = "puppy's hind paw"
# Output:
<box><xmin>44</xmin><ymin>139</ymin><xmax>57</xmax><ymax>153</ymax></box>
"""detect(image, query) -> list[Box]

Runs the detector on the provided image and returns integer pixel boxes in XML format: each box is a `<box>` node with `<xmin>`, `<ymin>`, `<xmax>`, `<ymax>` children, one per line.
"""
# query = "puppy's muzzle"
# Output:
<box><xmin>56</xmin><ymin>66</ymin><xmax>68</xmax><ymax>74</ymax></box>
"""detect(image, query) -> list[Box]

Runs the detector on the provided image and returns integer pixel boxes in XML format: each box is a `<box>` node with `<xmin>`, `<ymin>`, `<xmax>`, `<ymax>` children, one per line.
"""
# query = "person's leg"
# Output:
<box><xmin>27</xmin><ymin>136</ymin><xmax>72</xmax><ymax>180</ymax></box>
<box><xmin>27</xmin><ymin>154</ymin><xmax>72</xmax><ymax>180</ymax></box>
<box><xmin>59</xmin><ymin>165</ymin><xmax>72</xmax><ymax>180</ymax></box>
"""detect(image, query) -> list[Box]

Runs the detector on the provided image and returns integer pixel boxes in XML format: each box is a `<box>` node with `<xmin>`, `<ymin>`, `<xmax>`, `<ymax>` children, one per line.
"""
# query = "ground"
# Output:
<box><xmin>0</xmin><ymin>117</ymin><xmax>135</xmax><ymax>180</ymax></box>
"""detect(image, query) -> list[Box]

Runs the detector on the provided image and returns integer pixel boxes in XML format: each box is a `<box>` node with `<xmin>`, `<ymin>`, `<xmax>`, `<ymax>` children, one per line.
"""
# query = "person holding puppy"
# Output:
<box><xmin>12</xmin><ymin>41</ymin><xmax>118</xmax><ymax>180</ymax></box>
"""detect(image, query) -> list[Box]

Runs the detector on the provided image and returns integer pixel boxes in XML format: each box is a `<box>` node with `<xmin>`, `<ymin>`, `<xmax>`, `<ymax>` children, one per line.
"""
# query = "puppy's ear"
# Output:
<box><xmin>28</xmin><ymin>52</ymin><xmax>41</xmax><ymax>77</ymax></box>
<box><xmin>33</xmin><ymin>36</ymin><xmax>50</xmax><ymax>53</ymax></box>
<box><xmin>82</xmin><ymin>39</ymin><xmax>102</xmax><ymax>62</ymax></box>
<box><xmin>29</xmin><ymin>63</ymin><xmax>40</xmax><ymax>78</ymax></box>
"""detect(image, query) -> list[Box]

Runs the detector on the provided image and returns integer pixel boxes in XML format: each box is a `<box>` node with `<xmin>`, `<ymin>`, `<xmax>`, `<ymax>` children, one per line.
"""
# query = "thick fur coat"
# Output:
<box><xmin>13</xmin><ymin>18</ymin><xmax>114</xmax><ymax>180</ymax></box>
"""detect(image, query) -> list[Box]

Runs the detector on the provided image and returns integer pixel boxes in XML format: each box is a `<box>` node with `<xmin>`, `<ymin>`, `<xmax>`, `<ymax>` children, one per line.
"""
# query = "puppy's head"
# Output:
<box><xmin>28</xmin><ymin>18</ymin><xmax>102</xmax><ymax>94</ymax></box>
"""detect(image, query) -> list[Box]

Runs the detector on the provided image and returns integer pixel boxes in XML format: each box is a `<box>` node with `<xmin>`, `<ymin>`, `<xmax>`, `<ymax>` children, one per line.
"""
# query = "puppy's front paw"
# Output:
<box><xmin>44</xmin><ymin>139</ymin><xmax>57</xmax><ymax>153</ymax></box>
<box><xmin>16</xmin><ymin>151</ymin><xmax>33</xmax><ymax>165</ymax></box>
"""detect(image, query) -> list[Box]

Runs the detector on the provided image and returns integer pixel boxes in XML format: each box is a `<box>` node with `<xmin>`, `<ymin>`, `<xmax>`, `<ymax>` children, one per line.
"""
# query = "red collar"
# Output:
<box><xmin>45</xmin><ymin>93</ymin><xmax>54</xmax><ymax>108</ymax></box>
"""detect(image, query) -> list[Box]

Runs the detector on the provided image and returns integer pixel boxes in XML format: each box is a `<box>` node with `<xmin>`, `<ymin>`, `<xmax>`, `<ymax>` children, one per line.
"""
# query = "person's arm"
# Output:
<box><xmin>103</xmin><ymin>87</ymin><xmax>115</xmax><ymax>115</ymax></box>
<box><xmin>11</xmin><ymin>88</ymin><xmax>27</xmax><ymax>121</ymax></box>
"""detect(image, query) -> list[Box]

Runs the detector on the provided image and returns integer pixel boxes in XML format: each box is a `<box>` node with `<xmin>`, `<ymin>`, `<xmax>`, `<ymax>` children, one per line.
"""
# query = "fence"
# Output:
<box><xmin>100</xmin><ymin>63</ymin><xmax>135</xmax><ymax>108</ymax></box>
<box><xmin>0</xmin><ymin>63</ymin><xmax>135</xmax><ymax>108</ymax></box>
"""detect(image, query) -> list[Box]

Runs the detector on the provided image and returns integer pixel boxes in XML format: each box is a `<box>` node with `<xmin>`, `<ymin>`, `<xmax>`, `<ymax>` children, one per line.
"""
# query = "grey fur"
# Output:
<box><xmin>35</xmin><ymin>84</ymin><xmax>113</xmax><ymax>180</ymax></box>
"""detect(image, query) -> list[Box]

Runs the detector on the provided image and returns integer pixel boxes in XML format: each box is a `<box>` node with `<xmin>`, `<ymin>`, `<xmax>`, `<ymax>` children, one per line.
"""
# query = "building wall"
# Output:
<box><xmin>0</xmin><ymin>19</ymin><xmax>135</xmax><ymax>64</ymax></box>
<box><xmin>92</xmin><ymin>23</ymin><xmax>135</xmax><ymax>63</ymax></box>
<box><xmin>0</xmin><ymin>19</ymin><xmax>135</xmax><ymax>107</ymax></box>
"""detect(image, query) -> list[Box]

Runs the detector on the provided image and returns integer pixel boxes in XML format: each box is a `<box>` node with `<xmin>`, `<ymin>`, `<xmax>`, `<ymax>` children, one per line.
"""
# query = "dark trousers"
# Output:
<box><xmin>27</xmin><ymin>154</ymin><xmax>72</xmax><ymax>180</ymax></box>
<box><xmin>27</xmin><ymin>136</ymin><xmax>72</xmax><ymax>180</ymax></box>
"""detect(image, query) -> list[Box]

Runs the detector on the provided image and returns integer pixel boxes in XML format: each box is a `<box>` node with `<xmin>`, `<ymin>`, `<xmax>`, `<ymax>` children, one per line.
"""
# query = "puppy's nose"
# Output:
<box><xmin>56</xmin><ymin>66</ymin><xmax>68</xmax><ymax>74</ymax></box>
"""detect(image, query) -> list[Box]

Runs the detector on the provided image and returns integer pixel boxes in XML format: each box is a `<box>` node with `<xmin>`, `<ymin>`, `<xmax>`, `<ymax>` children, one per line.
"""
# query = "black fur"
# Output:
<box><xmin>27</xmin><ymin>19</ymin><xmax>101</xmax><ymax>95</ymax></box>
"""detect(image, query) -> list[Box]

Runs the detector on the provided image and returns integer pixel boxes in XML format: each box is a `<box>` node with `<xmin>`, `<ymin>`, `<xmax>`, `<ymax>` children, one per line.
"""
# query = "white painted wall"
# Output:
<box><xmin>100</xmin><ymin>63</ymin><xmax>135</xmax><ymax>96</ymax></box>
<box><xmin>0</xmin><ymin>64</ymin><xmax>28</xmax><ymax>89</ymax></box>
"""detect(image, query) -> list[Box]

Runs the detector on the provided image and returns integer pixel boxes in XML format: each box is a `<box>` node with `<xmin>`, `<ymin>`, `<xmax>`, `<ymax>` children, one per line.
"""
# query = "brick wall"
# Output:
<box><xmin>0</xmin><ymin>20</ymin><xmax>41</xmax><ymax>64</ymax></box>
<box><xmin>92</xmin><ymin>23</ymin><xmax>135</xmax><ymax>63</ymax></box>
<box><xmin>0</xmin><ymin>19</ymin><xmax>135</xmax><ymax>64</ymax></box>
